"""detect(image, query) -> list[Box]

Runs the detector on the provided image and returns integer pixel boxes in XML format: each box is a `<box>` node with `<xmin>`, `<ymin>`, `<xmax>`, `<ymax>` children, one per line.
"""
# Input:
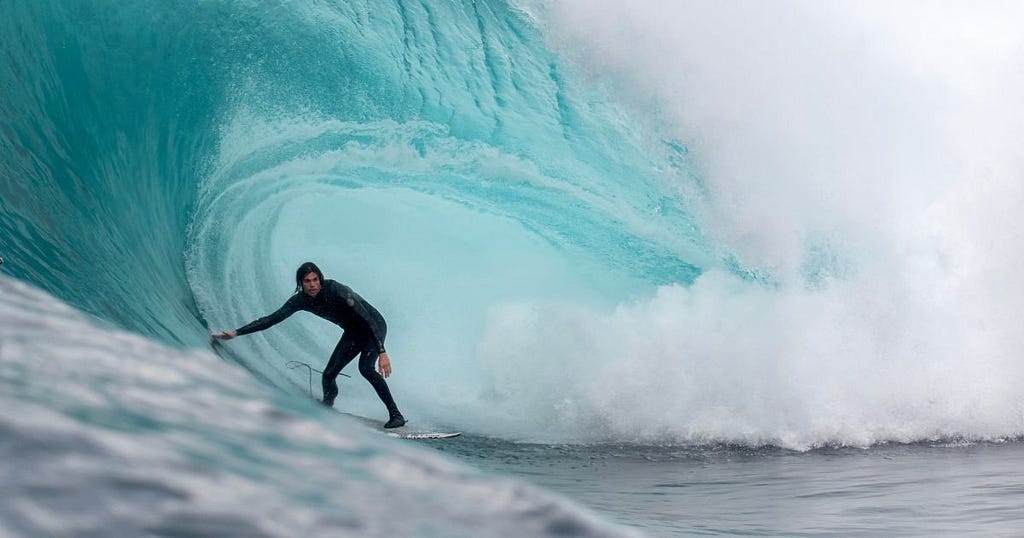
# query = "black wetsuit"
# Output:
<box><xmin>235</xmin><ymin>279</ymin><xmax>400</xmax><ymax>417</ymax></box>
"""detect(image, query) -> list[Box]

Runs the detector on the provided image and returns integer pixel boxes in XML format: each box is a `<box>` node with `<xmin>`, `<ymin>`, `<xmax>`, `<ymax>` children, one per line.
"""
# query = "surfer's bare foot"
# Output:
<box><xmin>384</xmin><ymin>414</ymin><xmax>406</xmax><ymax>429</ymax></box>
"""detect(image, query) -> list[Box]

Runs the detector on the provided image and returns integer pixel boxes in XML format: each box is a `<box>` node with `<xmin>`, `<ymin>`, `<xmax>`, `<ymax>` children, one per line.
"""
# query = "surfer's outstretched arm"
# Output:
<box><xmin>213</xmin><ymin>294</ymin><xmax>302</xmax><ymax>340</ymax></box>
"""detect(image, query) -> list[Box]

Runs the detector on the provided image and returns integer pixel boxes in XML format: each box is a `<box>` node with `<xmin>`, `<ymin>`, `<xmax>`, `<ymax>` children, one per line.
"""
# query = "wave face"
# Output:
<box><xmin>0</xmin><ymin>277</ymin><xmax>625</xmax><ymax>537</ymax></box>
<box><xmin>3</xmin><ymin>0</ymin><xmax>1024</xmax><ymax>469</ymax></box>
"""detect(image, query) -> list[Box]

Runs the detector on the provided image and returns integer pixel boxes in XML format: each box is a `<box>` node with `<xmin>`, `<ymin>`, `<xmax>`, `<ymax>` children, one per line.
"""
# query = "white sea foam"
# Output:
<box><xmin>469</xmin><ymin>0</ymin><xmax>1024</xmax><ymax>447</ymax></box>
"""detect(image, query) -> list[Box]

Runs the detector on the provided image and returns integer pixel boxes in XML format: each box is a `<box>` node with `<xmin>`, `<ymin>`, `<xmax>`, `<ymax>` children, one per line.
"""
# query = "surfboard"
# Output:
<box><xmin>388</xmin><ymin>430</ymin><xmax>462</xmax><ymax>440</ymax></box>
<box><xmin>339</xmin><ymin>411</ymin><xmax>461</xmax><ymax>440</ymax></box>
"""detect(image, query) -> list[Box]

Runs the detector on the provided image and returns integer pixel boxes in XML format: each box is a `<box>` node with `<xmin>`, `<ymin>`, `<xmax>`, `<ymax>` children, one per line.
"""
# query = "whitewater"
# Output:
<box><xmin>3</xmin><ymin>0</ymin><xmax>1024</xmax><ymax>536</ymax></box>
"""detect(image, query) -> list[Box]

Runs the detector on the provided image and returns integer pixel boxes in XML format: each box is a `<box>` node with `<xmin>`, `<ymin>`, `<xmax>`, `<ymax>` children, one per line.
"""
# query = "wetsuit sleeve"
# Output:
<box><xmin>235</xmin><ymin>294</ymin><xmax>301</xmax><ymax>336</ymax></box>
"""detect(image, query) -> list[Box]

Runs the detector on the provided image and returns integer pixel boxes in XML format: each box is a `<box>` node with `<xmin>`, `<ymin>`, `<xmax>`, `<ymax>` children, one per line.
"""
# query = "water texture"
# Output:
<box><xmin>3</xmin><ymin>1</ymin><xmax>1024</xmax><ymax>535</ymax></box>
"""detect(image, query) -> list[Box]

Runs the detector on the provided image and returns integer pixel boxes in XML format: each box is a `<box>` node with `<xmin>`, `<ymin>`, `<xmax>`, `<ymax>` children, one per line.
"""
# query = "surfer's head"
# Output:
<box><xmin>296</xmin><ymin>261</ymin><xmax>324</xmax><ymax>297</ymax></box>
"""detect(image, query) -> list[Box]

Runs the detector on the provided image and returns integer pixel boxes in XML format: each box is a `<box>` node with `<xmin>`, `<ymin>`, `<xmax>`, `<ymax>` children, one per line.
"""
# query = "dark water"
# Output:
<box><xmin>429</xmin><ymin>438</ymin><xmax>1024</xmax><ymax>536</ymax></box>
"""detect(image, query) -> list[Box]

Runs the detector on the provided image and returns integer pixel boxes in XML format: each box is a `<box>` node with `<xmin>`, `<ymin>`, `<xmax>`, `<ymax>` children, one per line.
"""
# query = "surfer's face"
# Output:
<box><xmin>301</xmin><ymin>272</ymin><xmax>321</xmax><ymax>297</ymax></box>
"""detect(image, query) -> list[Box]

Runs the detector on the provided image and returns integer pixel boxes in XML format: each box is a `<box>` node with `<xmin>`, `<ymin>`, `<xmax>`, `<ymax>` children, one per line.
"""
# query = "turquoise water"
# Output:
<box><xmin>3</xmin><ymin>1</ymin><xmax>1024</xmax><ymax>536</ymax></box>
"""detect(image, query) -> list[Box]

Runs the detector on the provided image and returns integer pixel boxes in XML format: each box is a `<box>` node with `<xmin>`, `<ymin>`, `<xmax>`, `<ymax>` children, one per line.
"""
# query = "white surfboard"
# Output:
<box><xmin>387</xmin><ymin>430</ymin><xmax>462</xmax><ymax>440</ymax></box>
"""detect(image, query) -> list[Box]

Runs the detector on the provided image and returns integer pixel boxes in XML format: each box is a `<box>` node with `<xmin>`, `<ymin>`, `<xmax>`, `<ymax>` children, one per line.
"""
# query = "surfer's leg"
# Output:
<box><xmin>357</xmin><ymin>344</ymin><xmax>404</xmax><ymax>427</ymax></box>
<box><xmin>321</xmin><ymin>333</ymin><xmax>360</xmax><ymax>406</ymax></box>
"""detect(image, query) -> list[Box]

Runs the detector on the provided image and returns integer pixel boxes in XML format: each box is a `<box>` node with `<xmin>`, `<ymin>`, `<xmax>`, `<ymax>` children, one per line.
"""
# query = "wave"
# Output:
<box><xmin>2</xmin><ymin>0</ymin><xmax>1023</xmax><ymax>457</ymax></box>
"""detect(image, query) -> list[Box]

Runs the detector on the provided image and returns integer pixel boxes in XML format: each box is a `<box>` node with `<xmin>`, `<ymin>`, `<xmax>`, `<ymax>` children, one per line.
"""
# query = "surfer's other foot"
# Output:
<box><xmin>321</xmin><ymin>387</ymin><xmax>337</xmax><ymax>407</ymax></box>
<box><xmin>384</xmin><ymin>414</ymin><xmax>406</xmax><ymax>429</ymax></box>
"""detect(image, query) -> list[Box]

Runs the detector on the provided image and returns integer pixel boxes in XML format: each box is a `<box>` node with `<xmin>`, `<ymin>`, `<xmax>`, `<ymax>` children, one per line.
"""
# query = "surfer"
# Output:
<box><xmin>212</xmin><ymin>262</ymin><xmax>406</xmax><ymax>428</ymax></box>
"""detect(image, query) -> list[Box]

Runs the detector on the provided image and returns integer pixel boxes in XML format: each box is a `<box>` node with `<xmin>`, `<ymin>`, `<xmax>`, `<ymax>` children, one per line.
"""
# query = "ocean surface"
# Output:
<box><xmin>3</xmin><ymin>1</ymin><xmax>1024</xmax><ymax>536</ymax></box>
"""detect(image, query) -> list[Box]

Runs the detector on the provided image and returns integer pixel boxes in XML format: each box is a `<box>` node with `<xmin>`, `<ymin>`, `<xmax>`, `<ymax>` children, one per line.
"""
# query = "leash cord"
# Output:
<box><xmin>286</xmin><ymin>361</ymin><xmax>350</xmax><ymax>398</ymax></box>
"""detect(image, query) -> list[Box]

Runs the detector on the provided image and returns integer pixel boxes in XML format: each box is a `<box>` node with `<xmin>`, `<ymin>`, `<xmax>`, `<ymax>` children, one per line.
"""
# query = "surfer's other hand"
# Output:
<box><xmin>378</xmin><ymin>352</ymin><xmax>392</xmax><ymax>378</ymax></box>
<box><xmin>212</xmin><ymin>330</ymin><xmax>237</xmax><ymax>340</ymax></box>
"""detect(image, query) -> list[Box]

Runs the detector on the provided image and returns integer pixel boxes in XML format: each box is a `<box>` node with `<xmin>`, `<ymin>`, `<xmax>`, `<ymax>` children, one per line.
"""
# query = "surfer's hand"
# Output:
<box><xmin>378</xmin><ymin>352</ymin><xmax>392</xmax><ymax>378</ymax></box>
<box><xmin>212</xmin><ymin>330</ymin><xmax>236</xmax><ymax>340</ymax></box>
